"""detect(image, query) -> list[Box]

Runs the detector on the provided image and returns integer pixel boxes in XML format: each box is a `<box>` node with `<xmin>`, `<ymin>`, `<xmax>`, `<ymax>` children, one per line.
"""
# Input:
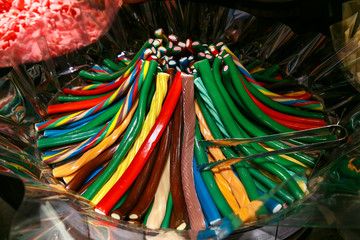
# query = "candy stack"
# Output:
<box><xmin>35</xmin><ymin>28</ymin><xmax>330</xmax><ymax>231</ymax></box>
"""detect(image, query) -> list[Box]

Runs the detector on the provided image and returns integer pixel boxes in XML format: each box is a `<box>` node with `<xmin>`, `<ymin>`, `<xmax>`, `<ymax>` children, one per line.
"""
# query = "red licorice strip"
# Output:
<box><xmin>63</xmin><ymin>78</ymin><xmax>127</xmax><ymax>96</ymax></box>
<box><xmin>47</xmin><ymin>90</ymin><xmax>115</xmax><ymax>114</ymax></box>
<box><xmin>209</xmin><ymin>45</ymin><xmax>219</xmax><ymax>57</ymax></box>
<box><xmin>241</xmin><ymin>75</ymin><xmax>325</xmax><ymax>126</ymax></box>
<box><xmin>94</xmin><ymin>71</ymin><xmax>183</xmax><ymax>215</ymax></box>
<box><xmin>185</xmin><ymin>38</ymin><xmax>197</xmax><ymax>55</ymax></box>
<box><xmin>267</xmin><ymin>116</ymin><xmax>321</xmax><ymax>130</ymax></box>
<box><xmin>109</xmin><ymin>143</ymin><xmax>160</xmax><ymax>220</ymax></box>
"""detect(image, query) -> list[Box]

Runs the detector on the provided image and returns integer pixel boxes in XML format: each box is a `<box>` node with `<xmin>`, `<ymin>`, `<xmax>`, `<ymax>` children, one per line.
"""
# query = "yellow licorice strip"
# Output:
<box><xmin>258</xmin><ymin>143</ymin><xmax>310</xmax><ymax>169</ymax></box>
<box><xmin>249</xmin><ymin>67</ymin><xmax>264</xmax><ymax>74</ymax></box>
<box><xmin>146</xmin><ymin>153</ymin><xmax>171</xmax><ymax>229</ymax></box>
<box><xmin>207</xmin><ymin>154</ymin><xmax>241</xmax><ymax>214</ymax></box>
<box><xmin>195</xmin><ymin>102</ymin><xmax>250</xmax><ymax>208</ymax></box>
<box><xmin>284</xmin><ymin>90</ymin><xmax>308</xmax><ymax>98</ymax></box>
<box><xmin>52</xmin><ymin>100</ymin><xmax>139</xmax><ymax>178</ymax></box>
<box><xmin>90</xmin><ymin>73</ymin><xmax>169</xmax><ymax>205</ymax></box>
<box><xmin>63</xmin><ymin>172</ymin><xmax>76</xmax><ymax>184</ymax></box>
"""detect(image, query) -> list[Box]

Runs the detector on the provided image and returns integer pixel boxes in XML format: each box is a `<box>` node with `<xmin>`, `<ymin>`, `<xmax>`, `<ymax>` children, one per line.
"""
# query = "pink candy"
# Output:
<box><xmin>0</xmin><ymin>0</ymin><xmax>117</xmax><ymax>67</ymax></box>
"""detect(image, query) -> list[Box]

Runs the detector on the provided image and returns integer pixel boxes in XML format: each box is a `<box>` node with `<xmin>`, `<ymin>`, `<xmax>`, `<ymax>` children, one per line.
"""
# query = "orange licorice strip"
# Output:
<box><xmin>207</xmin><ymin>154</ymin><xmax>241</xmax><ymax>214</ymax></box>
<box><xmin>52</xmin><ymin>99</ymin><xmax>139</xmax><ymax>178</ymax></box>
<box><xmin>195</xmin><ymin>101</ymin><xmax>250</xmax><ymax>208</ymax></box>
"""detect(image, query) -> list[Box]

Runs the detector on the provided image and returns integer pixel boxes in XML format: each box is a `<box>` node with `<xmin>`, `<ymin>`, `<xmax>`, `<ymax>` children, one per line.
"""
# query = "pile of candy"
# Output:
<box><xmin>35</xmin><ymin>29</ymin><xmax>329</xmax><ymax>230</ymax></box>
<box><xmin>0</xmin><ymin>0</ymin><xmax>113</xmax><ymax>66</ymax></box>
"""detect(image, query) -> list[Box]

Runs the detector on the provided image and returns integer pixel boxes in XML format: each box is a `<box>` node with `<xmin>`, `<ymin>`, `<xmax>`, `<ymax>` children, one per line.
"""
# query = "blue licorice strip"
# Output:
<box><xmin>258</xmin><ymin>189</ymin><xmax>282</xmax><ymax>213</ymax></box>
<box><xmin>193</xmin><ymin>156</ymin><xmax>222</xmax><ymax>225</ymax></box>
<box><xmin>43</xmin><ymin>121</ymin><xmax>90</xmax><ymax>138</ymax></box>
<box><xmin>84</xmin><ymin>166</ymin><xmax>104</xmax><ymax>184</ymax></box>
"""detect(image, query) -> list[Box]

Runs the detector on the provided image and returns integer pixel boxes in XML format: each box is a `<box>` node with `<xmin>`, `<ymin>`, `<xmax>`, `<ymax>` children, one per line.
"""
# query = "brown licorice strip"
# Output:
<box><xmin>169</xmin><ymin>207</ymin><xmax>176</xmax><ymax>229</ymax></box>
<box><xmin>127</xmin><ymin>122</ymin><xmax>172</xmax><ymax>221</ymax></box>
<box><xmin>109</xmin><ymin>143</ymin><xmax>160</xmax><ymax>220</ymax></box>
<box><xmin>46</xmin><ymin>142</ymin><xmax>80</xmax><ymax>152</ymax></box>
<box><xmin>170</xmin><ymin>95</ymin><xmax>189</xmax><ymax>230</ymax></box>
<box><xmin>66</xmin><ymin>134</ymin><xmax>125</xmax><ymax>192</ymax></box>
<box><xmin>180</xmin><ymin>74</ymin><xmax>206</xmax><ymax>230</ymax></box>
<box><xmin>77</xmin><ymin>162</ymin><xmax>109</xmax><ymax>195</ymax></box>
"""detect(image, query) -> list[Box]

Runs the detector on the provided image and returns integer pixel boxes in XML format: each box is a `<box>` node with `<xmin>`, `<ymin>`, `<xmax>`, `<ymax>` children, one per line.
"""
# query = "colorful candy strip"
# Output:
<box><xmin>94</xmin><ymin>71</ymin><xmax>182</xmax><ymax>215</ymax></box>
<box><xmin>81</xmin><ymin>60</ymin><xmax>159</xmax><ymax>201</ymax></box>
<box><xmin>52</xmin><ymin>99</ymin><xmax>138</xmax><ymax>177</ymax></box>
<box><xmin>35</xmin><ymin>61</ymin><xmax>144</xmax><ymax>132</ymax></box>
<box><xmin>90</xmin><ymin>72</ymin><xmax>169</xmax><ymax>205</ymax></box>
<box><xmin>79</xmin><ymin>39</ymin><xmax>154</xmax><ymax>81</ymax></box>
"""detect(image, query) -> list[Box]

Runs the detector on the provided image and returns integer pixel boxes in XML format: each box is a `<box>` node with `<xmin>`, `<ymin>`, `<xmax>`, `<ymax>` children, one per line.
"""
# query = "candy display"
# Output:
<box><xmin>32</xmin><ymin>27</ymin><xmax>345</xmax><ymax>233</ymax></box>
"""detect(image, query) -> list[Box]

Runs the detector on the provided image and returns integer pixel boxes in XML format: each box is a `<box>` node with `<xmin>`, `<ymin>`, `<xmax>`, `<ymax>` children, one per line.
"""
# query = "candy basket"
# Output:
<box><xmin>1</xmin><ymin>0</ymin><xmax>360</xmax><ymax>239</ymax></box>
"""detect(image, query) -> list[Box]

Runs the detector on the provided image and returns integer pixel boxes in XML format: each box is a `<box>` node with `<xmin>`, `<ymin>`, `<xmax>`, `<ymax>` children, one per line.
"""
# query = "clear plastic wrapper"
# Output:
<box><xmin>1</xmin><ymin>0</ymin><xmax>360</xmax><ymax>239</ymax></box>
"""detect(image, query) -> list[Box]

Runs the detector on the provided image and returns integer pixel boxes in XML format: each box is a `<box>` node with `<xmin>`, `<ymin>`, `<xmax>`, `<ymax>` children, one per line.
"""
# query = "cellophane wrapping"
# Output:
<box><xmin>1</xmin><ymin>0</ymin><xmax>360</xmax><ymax>239</ymax></box>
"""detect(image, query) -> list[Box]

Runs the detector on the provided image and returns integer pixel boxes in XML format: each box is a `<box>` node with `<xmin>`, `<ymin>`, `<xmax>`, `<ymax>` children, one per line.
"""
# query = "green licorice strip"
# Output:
<box><xmin>195</xmin><ymin>95</ymin><xmax>268</xmax><ymax>216</ymax></box>
<box><xmin>160</xmin><ymin>192</ymin><xmax>173</xmax><ymax>228</ymax></box>
<box><xmin>235</xmin><ymin>62</ymin><xmax>323</xmax><ymax>119</ymax></box>
<box><xmin>245</xmin><ymin>60</ymin><xmax>262</xmax><ymax>71</ymax></box>
<box><xmin>298</xmin><ymin>104</ymin><xmax>324</xmax><ymax>110</ymax></box>
<box><xmin>245</xmin><ymin>162</ymin><xmax>294</xmax><ymax>204</ymax></box>
<box><xmin>222</xmin><ymin>65</ymin><xmax>249</xmax><ymax>112</ymax></box>
<box><xmin>192</xmin><ymin>41</ymin><xmax>206</xmax><ymax>52</ymax></box>
<box><xmin>143</xmin><ymin>201</ymin><xmax>153</xmax><ymax>226</ymax></box>
<box><xmin>194</xmin><ymin>60</ymin><xmax>260</xmax><ymax>201</ymax></box>
<box><xmin>118</xmin><ymin>61</ymin><xmax>127</xmax><ymax>69</ymax></box>
<box><xmin>37</xmin><ymin>125</ymin><xmax>105</xmax><ymax>149</ymax></box>
<box><xmin>101</xmin><ymin>65</ymin><xmax>114</xmax><ymax>74</ymax></box>
<box><xmin>103</xmin><ymin>59</ymin><xmax>122</xmax><ymax>72</ymax></box>
<box><xmin>82</xmin><ymin>61</ymin><xmax>159</xmax><ymax>200</ymax></box>
<box><xmin>79</xmin><ymin>39</ymin><xmax>153</xmax><ymax>81</ymax></box>
<box><xmin>254</xmin><ymin>179</ymin><xmax>285</xmax><ymax>205</ymax></box>
<box><xmin>196</xmin><ymin>81</ymin><xmax>304</xmax><ymax>181</ymax></box>
<box><xmin>224</xmin><ymin>54</ymin><xmax>325</xmax><ymax>146</ymax></box>
<box><xmin>262</xmin><ymin>64</ymin><xmax>280</xmax><ymax>78</ymax></box>
<box><xmin>165</xmin><ymin>41</ymin><xmax>173</xmax><ymax>52</ymax></box>
<box><xmin>225</xmin><ymin>55</ymin><xmax>303</xmax><ymax>133</ymax></box>
<box><xmin>213</xmin><ymin>57</ymin><xmax>314</xmax><ymax>167</ymax></box>
<box><xmin>194</xmin><ymin>123</ymin><xmax>240</xmax><ymax>228</ymax></box>
<box><xmin>230</xmin><ymin>60</ymin><xmax>330</xmax><ymax>144</ymax></box>
<box><xmin>195</xmin><ymin>60</ymin><xmax>304</xmax><ymax>201</ymax></box>
<box><xmin>194</xmin><ymin>79</ymin><xmax>230</xmax><ymax>138</ymax></box>
<box><xmin>110</xmin><ymin>186</ymin><xmax>132</xmax><ymax>212</ymax></box>
<box><xmin>57</xmin><ymin>93</ymin><xmax>109</xmax><ymax>102</ymax></box>
<box><xmin>248</xmin><ymin>76</ymin><xmax>323</xmax><ymax>119</ymax></box>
